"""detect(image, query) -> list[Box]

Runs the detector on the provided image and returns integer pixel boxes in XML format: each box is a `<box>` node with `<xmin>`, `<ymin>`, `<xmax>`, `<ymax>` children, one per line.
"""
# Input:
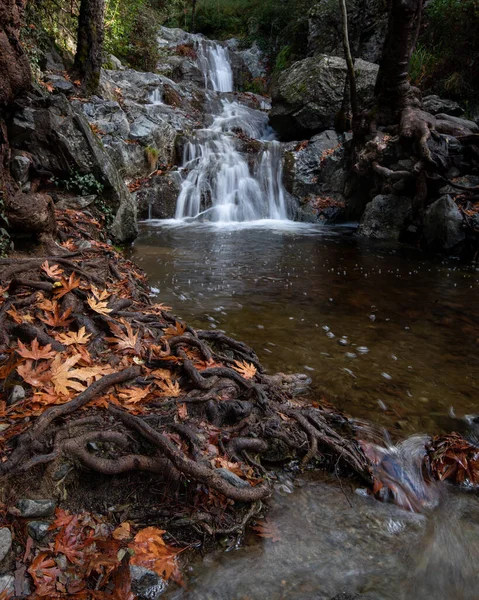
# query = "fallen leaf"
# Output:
<box><xmin>49</xmin><ymin>354</ymin><xmax>85</xmax><ymax>396</ymax></box>
<box><xmin>56</xmin><ymin>327</ymin><xmax>92</xmax><ymax>346</ymax></box>
<box><xmin>112</xmin><ymin>522</ymin><xmax>132</xmax><ymax>541</ymax></box>
<box><xmin>41</xmin><ymin>261</ymin><xmax>64</xmax><ymax>279</ymax></box>
<box><xmin>105</xmin><ymin>320</ymin><xmax>141</xmax><ymax>354</ymax></box>
<box><xmin>87</xmin><ymin>296</ymin><xmax>113</xmax><ymax>315</ymax></box>
<box><xmin>16</xmin><ymin>339</ymin><xmax>56</xmax><ymax>361</ymax></box>
<box><xmin>53</xmin><ymin>272</ymin><xmax>82</xmax><ymax>299</ymax></box>
<box><xmin>232</xmin><ymin>360</ymin><xmax>257</xmax><ymax>380</ymax></box>
<box><xmin>163</xmin><ymin>321</ymin><xmax>187</xmax><ymax>338</ymax></box>
<box><xmin>252</xmin><ymin>519</ymin><xmax>281</xmax><ymax>542</ymax></box>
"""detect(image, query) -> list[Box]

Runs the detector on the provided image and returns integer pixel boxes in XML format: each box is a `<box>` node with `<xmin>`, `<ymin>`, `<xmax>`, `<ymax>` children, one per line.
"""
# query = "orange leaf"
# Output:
<box><xmin>56</xmin><ymin>327</ymin><xmax>91</xmax><ymax>346</ymax></box>
<box><xmin>252</xmin><ymin>519</ymin><xmax>281</xmax><ymax>542</ymax></box>
<box><xmin>41</xmin><ymin>261</ymin><xmax>64</xmax><ymax>279</ymax></box>
<box><xmin>16</xmin><ymin>338</ymin><xmax>56</xmax><ymax>360</ymax></box>
<box><xmin>232</xmin><ymin>360</ymin><xmax>257</xmax><ymax>380</ymax></box>
<box><xmin>53</xmin><ymin>272</ymin><xmax>81</xmax><ymax>299</ymax></box>
<box><xmin>87</xmin><ymin>296</ymin><xmax>112</xmax><ymax>315</ymax></box>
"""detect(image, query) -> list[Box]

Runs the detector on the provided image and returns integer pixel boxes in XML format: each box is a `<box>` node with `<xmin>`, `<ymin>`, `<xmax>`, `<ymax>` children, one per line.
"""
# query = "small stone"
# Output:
<box><xmin>7</xmin><ymin>385</ymin><xmax>25</xmax><ymax>406</ymax></box>
<box><xmin>338</xmin><ymin>338</ymin><xmax>348</xmax><ymax>346</ymax></box>
<box><xmin>76</xmin><ymin>240</ymin><xmax>93</xmax><ymax>251</ymax></box>
<box><xmin>27</xmin><ymin>521</ymin><xmax>51</xmax><ymax>542</ymax></box>
<box><xmin>0</xmin><ymin>528</ymin><xmax>12</xmax><ymax>562</ymax></box>
<box><xmin>0</xmin><ymin>574</ymin><xmax>14</xmax><ymax>595</ymax></box>
<box><xmin>130</xmin><ymin>565</ymin><xmax>166</xmax><ymax>600</ymax></box>
<box><xmin>11</xmin><ymin>155</ymin><xmax>31</xmax><ymax>185</ymax></box>
<box><xmin>16</xmin><ymin>499</ymin><xmax>56</xmax><ymax>518</ymax></box>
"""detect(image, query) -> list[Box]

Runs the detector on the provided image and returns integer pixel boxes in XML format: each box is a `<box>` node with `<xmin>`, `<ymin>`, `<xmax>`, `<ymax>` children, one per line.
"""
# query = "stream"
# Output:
<box><xmin>130</xmin><ymin>32</ymin><xmax>479</xmax><ymax>600</ymax></box>
<box><xmin>130</xmin><ymin>222</ymin><xmax>479</xmax><ymax>599</ymax></box>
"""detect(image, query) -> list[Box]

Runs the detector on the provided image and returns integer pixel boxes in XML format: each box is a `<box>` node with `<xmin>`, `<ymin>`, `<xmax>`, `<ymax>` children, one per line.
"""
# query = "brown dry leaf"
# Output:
<box><xmin>252</xmin><ymin>519</ymin><xmax>281</xmax><ymax>542</ymax></box>
<box><xmin>91</xmin><ymin>285</ymin><xmax>111</xmax><ymax>302</ymax></box>
<box><xmin>41</xmin><ymin>261</ymin><xmax>64</xmax><ymax>279</ymax></box>
<box><xmin>163</xmin><ymin>321</ymin><xmax>187</xmax><ymax>338</ymax></box>
<box><xmin>17</xmin><ymin>360</ymin><xmax>52</xmax><ymax>388</ymax></box>
<box><xmin>53</xmin><ymin>272</ymin><xmax>82</xmax><ymax>299</ymax></box>
<box><xmin>56</xmin><ymin>326</ymin><xmax>91</xmax><ymax>346</ymax></box>
<box><xmin>148</xmin><ymin>303</ymin><xmax>173</xmax><ymax>313</ymax></box>
<box><xmin>178</xmin><ymin>403</ymin><xmax>188</xmax><ymax>420</ymax></box>
<box><xmin>49</xmin><ymin>354</ymin><xmax>86</xmax><ymax>396</ymax></box>
<box><xmin>38</xmin><ymin>302</ymin><xmax>73</xmax><ymax>328</ymax></box>
<box><xmin>106</xmin><ymin>320</ymin><xmax>140</xmax><ymax>353</ymax></box>
<box><xmin>157</xmin><ymin>379</ymin><xmax>181</xmax><ymax>398</ymax></box>
<box><xmin>87</xmin><ymin>296</ymin><xmax>113</xmax><ymax>315</ymax></box>
<box><xmin>130</xmin><ymin>527</ymin><xmax>182</xmax><ymax>583</ymax></box>
<box><xmin>16</xmin><ymin>339</ymin><xmax>56</xmax><ymax>361</ymax></box>
<box><xmin>232</xmin><ymin>360</ymin><xmax>257</xmax><ymax>380</ymax></box>
<box><xmin>119</xmin><ymin>386</ymin><xmax>152</xmax><ymax>405</ymax></box>
<box><xmin>6</xmin><ymin>306</ymin><xmax>33</xmax><ymax>324</ymax></box>
<box><xmin>211</xmin><ymin>456</ymin><xmax>244</xmax><ymax>477</ymax></box>
<box><xmin>112</xmin><ymin>522</ymin><xmax>132</xmax><ymax>541</ymax></box>
<box><xmin>150</xmin><ymin>368</ymin><xmax>174</xmax><ymax>382</ymax></box>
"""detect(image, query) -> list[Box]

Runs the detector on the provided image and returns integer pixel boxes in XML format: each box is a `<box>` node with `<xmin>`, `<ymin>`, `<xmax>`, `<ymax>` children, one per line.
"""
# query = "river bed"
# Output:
<box><xmin>129</xmin><ymin>220</ymin><xmax>479</xmax><ymax>599</ymax></box>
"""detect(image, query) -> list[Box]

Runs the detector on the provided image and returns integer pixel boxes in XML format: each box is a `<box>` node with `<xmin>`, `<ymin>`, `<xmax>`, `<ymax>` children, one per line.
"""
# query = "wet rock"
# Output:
<box><xmin>11</xmin><ymin>155</ymin><xmax>31</xmax><ymax>186</ymax></box>
<box><xmin>357</xmin><ymin>194</ymin><xmax>412</xmax><ymax>240</ymax></box>
<box><xmin>7</xmin><ymin>385</ymin><xmax>25</xmax><ymax>406</ymax></box>
<box><xmin>423</xmin><ymin>195</ymin><xmax>465</xmax><ymax>250</ymax></box>
<box><xmin>16</xmin><ymin>499</ymin><xmax>56</xmax><ymax>518</ymax></box>
<box><xmin>55</xmin><ymin>195</ymin><xmax>97</xmax><ymax>211</ymax></box>
<box><xmin>130</xmin><ymin>565</ymin><xmax>166</xmax><ymax>600</ymax></box>
<box><xmin>0</xmin><ymin>528</ymin><xmax>12</xmax><ymax>562</ymax></box>
<box><xmin>135</xmin><ymin>172</ymin><xmax>182</xmax><ymax>220</ymax></box>
<box><xmin>102</xmin><ymin>53</ymin><xmax>124</xmax><ymax>70</ymax></box>
<box><xmin>8</xmin><ymin>94</ymin><xmax>137</xmax><ymax>243</ymax></box>
<box><xmin>27</xmin><ymin>521</ymin><xmax>51</xmax><ymax>542</ymax></box>
<box><xmin>0</xmin><ymin>574</ymin><xmax>14</xmax><ymax>595</ymax></box>
<box><xmin>270</xmin><ymin>55</ymin><xmax>378</xmax><ymax>140</ymax></box>
<box><xmin>422</xmin><ymin>95</ymin><xmax>464</xmax><ymax>117</ymax></box>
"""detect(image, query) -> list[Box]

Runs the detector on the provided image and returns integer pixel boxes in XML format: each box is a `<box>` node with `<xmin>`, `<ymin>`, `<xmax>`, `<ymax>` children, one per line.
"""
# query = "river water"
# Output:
<box><xmin>130</xmin><ymin>220</ymin><xmax>479</xmax><ymax>599</ymax></box>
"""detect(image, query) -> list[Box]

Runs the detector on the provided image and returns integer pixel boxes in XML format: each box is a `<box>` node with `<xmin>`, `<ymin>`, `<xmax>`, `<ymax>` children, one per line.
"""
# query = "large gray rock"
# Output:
<box><xmin>357</xmin><ymin>195</ymin><xmax>412</xmax><ymax>240</ymax></box>
<box><xmin>435</xmin><ymin>113</ymin><xmax>479</xmax><ymax>134</ymax></box>
<box><xmin>0</xmin><ymin>528</ymin><xmax>12</xmax><ymax>562</ymax></box>
<box><xmin>11</xmin><ymin>154</ymin><xmax>31</xmax><ymax>186</ymax></box>
<box><xmin>135</xmin><ymin>172</ymin><xmax>182</xmax><ymax>220</ymax></box>
<box><xmin>130</xmin><ymin>565</ymin><xmax>166</xmax><ymax>600</ymax></box>
<box><xmin>308</xmin><ymin>0</ymin><xmax>388</xmax><ymax>63</ymax></box>
<box><xmin>0</xmin><ymin>574</ymin><xmax>14</xmax><ymax>595</ymax></box>
<box><xmin>423</xmin><ymin>195</ymin><xmax>465</xmax><ymax>250</ymax></box>
<box><xmin>270</xmin><ymin>55</ymin><xmax>378</xmax><ymax>140</ymax></box>
<box><xmin>422</xmin><ymin>95</ymin><xmax>464</xmax><ymax>117</ymax></box>
<box><xmin>9</xmin><ymin>94</ymin><xmax>137</xmax><ymax>243</ymax></box>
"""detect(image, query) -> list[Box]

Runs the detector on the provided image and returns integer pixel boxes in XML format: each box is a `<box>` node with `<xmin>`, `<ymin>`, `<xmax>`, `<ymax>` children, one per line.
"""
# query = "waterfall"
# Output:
<box><xmin>148</xmin><ymin>88</ymin><xmax>163</xmax><ymax>105</ymax></box>
<box><xmin>174</xmin><ymin>41</ymin><xmax>289</xmax><ymax>223</ymax></box>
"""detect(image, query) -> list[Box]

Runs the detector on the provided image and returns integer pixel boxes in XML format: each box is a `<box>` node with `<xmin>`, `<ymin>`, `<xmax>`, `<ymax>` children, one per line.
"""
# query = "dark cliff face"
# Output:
<box><xmin>0</xmin><ymin>0</ymin><xmax>31</xmax><ymax>108</ymax></box>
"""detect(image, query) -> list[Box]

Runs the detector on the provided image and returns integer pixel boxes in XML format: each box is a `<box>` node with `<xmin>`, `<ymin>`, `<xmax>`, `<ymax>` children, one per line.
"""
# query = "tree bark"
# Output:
<box><xmin>191</xmin><ymin>0</ymin><xmax>197</xmax><ymax>32</ymax></box>
<box><xmin>74</xmin><ymin>0</ymin><xmax>105</xmax><ymax>96</ymax></box>
<box><xmin>375</xmin><ymin>0</ymin><xmax>424</xmax><ymax>123</ymax></box>
<box><xmin>338</xmin><ymin>0</ymin><xmax>358</xmax><ymax>122</ymax></box>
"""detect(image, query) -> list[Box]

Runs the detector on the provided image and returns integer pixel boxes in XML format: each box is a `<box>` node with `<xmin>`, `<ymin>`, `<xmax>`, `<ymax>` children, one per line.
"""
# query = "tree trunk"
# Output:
<box><xmin>375</xmin><ymin>0</ymin><xmax>424</xmax><ymax>123</ymax></box>
<box><xmin>191</xmin><ymin>0</ymin><xmax>197</xmax><ymax>33</ymax></box>
<box><xmin>338</xmin><ymin>0</ymin><xmax>358</xmax><ymax>122</ymax></box>
<box><xmin>74</xmin><ymin>0</ymin><xmax>105</xmax><ymax>96</ymax></box>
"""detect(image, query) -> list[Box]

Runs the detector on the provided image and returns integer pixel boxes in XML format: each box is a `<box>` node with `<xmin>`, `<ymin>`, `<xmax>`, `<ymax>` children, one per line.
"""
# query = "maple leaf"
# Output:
<box><xmin>53</xmin><ymin>272</ymin><xmax>82</xmax><ymax>299</ymax></box>
<box><xmin>105</xmin><ymin>320</ymin><xmax>140</xmax><ymax>354</ymax></box>
<box><xmin>87</xmin><ymin>296</ymin><xmax>112</xmax><ymax>315</ymax></box>
<box><xmin>232</xmin><ymin>360</ymin><xmax>257</xmax><ymax>380</ymax></box>
<box><xmin>27</xmin><ymin>551</ymin><xmax>62</xmax><ymax>597</ymax></box>
<box><xmin>16</xmin><ymin>339</ymin><xmax>56</xmax><ymax>360</ymax></box>
<box><xmin>41</xmin><ymin>261</ymin><xmax>64</xmax><ymax>279</ymax></box>
<box><xmin>17</xmin><ymin>360</ymin><xmax>51</xmax><ymax>388</ymax></box>
<box><xmin>49</xmin><ymin>354</ymin><xmax>86</xmax><ymax>396</ymax></box>
<box><xmin>56</xmin><ymin>327</ymin><xmax>91</xmax><ymax>346</ymax></box>
<box><xmin>252</xmin><ymin>519</ymin><xmax>281</xmax><ymax>542</ymax></box>
<box><xmin>112</xmin><ymin>522</ymin><xmax>132</xmax><ymax>541</ymax></box>
<box><xmin>91</xmin><ymin>286</ymin><xmax>111</xmax><ymax>302</ymax></box>
<box><xmin>6</xmin><ymin>306</ymin><xmax>34</xmax><ymax>324</ymax></box>
<box><xmin>163</xmin><ymin>321</ymin><xmax>187</xmax><ymax>338</ymax></box>
<box><xmin>156</xmin><ymin>379</ymin><xmax>181</xmax><ymax>398</ymax></box>
<box><xmin>38</xmin><ymin>302</ymin><xmax>73</xmax><ymax>328</ymax></box>
<box><xmin>178</xmin><ymin>403</ymin><xmax>188</xmax><ymax>420</ymax></box>
<box><xmin>130</xmin><ymin>527</ymin><xmax>182</xmax><ymax>583</ymax></box>
<box><xmin>119</xmin><ymin>386</ymin><xmax>152</xmax><ymax>405</ymax></box>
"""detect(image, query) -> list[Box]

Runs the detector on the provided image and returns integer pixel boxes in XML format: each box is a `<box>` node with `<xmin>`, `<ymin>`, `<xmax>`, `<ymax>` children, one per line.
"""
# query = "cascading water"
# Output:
<box><xmin>174</xmin><ymin>39</ymin><xmax>289</xmax><ymax>223</ymax></box>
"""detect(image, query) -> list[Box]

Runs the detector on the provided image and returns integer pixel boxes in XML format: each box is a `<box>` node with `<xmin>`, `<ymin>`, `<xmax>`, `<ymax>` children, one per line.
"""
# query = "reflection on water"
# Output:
<box><xmin>129</xmin><ymin>221</ymin><xmax>479</xmax><ymax>599</ymax></box>
<box><xmin>130</xmin><ymin>221</ymin><xmax>479</xmax><ymax>436</ymax></box>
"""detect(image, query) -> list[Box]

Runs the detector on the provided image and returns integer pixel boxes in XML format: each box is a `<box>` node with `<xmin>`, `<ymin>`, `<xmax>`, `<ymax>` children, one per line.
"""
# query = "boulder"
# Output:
<box><xmin>422</xmin><ymin>95</ymin><xmax>464</xmax><ymax>117</ymax></box>
<box><xmin>357</xmin><ymin>195</ymin><xmax>412</xmax><ymax>240</ymax></box>
<box><xmin>423</xmin><ymin>195</ymin><xmax>465</xmax><ymax>250</ymax></box>
<box><xmin>308</xmin><ymin>0</ymin><xmax>388</xmax><ymax>63</ymax></box>
<box><xmin>8</xmin><ymin>94</ymin><xmax>137</xmax><ymax>243</ymax></box>
<box><xmin>11</xmin><ymin>154</ymin><xmax>31</xmax><ymax>186</ymax></box>
<box><xmin>135</xmin><ymin>172</ymin><xmax>182</xmax><ymax>219</ymax></box>
<box><xmin>435</xmin><ymin>114</ymin><xmax>479</xmax><ymax>134</ymax></box>
<box><xmin>7</xmin><ymin>385</ymin><xmax>25</xmax><ymax>406</ymax></box>
<box><xmin>6</xmin><ymin>192</ymin><xmax>56</xmax><ymax>238</ymax></box>
<box><xmin>81</xmin><ymin>98</ymin><xmax>130</xmax><ymax>138</ymax></box>
<box><xmin>270</xmin><ymin>55</ymin><xmax>378</xmax><ymax>140</ymax></box>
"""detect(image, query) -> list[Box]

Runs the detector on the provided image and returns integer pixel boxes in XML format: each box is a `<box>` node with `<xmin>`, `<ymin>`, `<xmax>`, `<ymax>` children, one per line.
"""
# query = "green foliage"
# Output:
<box><xmin>145</xmin><ymin>146</ymin><xmax>159</xmax><ymax>170</ymax></box>
<box><xmin>105</xmin><ymin>1</ymin><xmax>160</xmax><ymax>71</ymax></box>
<box><xmin>409</xmin><ymin>44</ymin><xmax>436</xmax><ymax>87</ymax></box>
<box><xmin>274</xmin><ymin>46</ymin><xmax>292</xmax><ymax>74</ymax></box>
<box><xmin>54</xmin><ymin>172</ymin><xmax>104</xmax><ymax>197</ymax></box>
<box><xmin>419</xmin><ymin>0</ymin><xmax>479</xmax><ymax>99</ymax></box>
<box><xmin>94</xmin><ymin>196</ymin><xmax>115</xmax><ymax>226</ymax></box>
